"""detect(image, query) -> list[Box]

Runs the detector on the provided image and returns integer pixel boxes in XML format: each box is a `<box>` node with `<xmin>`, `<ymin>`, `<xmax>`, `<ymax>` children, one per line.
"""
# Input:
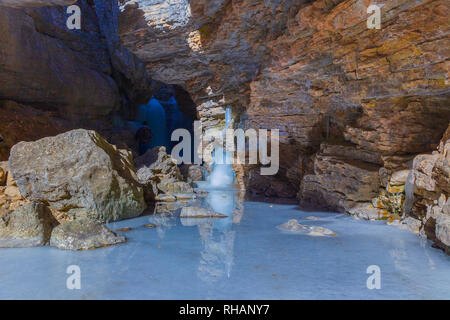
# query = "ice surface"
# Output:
<box><xmin>1</xmin><ymin>189</ymin><xmax>449</xmax><ymax>299</ymax></box>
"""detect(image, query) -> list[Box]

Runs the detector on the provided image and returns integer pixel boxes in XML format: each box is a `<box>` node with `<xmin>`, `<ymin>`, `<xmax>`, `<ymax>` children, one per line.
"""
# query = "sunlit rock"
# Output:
<box><xmin>155</xmin><ymin>194</ymin><xmax>176</xmax><ymax>202</ymax></box>
<box><xmin>135</xmin><ymin>146</ymin><xmax>193</xmax><ymax>201</ymax></box>
<box><xmin>390</xmin><ymin>170</ymin><xmax>410</xmax><ymax>186</ymax></box>
<box><xmin>406</xmin><ymin>125</ymin><xmax>450</xmax><ymax>251</ymax></box>
<box><xmin>175</xmin><ymin>193</ymin><xmax>197</xmax><ymax>200</ymax></box>
<box><xmin>436</xmin><ymin>213</ymin><xmax>450</xmax><ymax>250</ymax></box>
<box><xmin>347</xmin><ymin>203</ymin><xmax>381</xmax><ymax>221</ymax></box>
<box><xmin>4</xmin><ymin>186</ymin><xmax>22</xmax><ymax>200</ymax></box>
<box><xmin>308</xmin><ymin>226</ymin><xmax>337</xmax><ymax>237</ymax></box>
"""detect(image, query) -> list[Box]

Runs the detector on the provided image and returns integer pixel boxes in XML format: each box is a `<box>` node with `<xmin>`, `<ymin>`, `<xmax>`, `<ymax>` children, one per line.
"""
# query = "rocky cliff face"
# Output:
<box><xmin>405</xmin><ymin>125</ymin><xmax>450</xmax><ymax>253</ymax></box>
<box><xmin>0</xmin><ymin>0</ymin><xmax>157</xmax><ymax>160</ymax></box>
<box><xmin>119</xmin><ymin>0</ymin><xmax>449</xmax><ymax>197</ymax></box>
<box><xmin>119</xmin><ymin>0</ymin><xmax>449</xmax><ymax>248</ymax></box>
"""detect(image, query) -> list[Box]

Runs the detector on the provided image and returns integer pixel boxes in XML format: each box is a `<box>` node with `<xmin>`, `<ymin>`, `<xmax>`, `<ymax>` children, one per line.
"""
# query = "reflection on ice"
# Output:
<box><xmin>1</xmin><ymin>188</ymin><xmax>449</xmax><ymax>299</ymax></box>
<box><xmin>197</xmin><ymin>223</ymin><xmax>235</xmax><ymax>282</ymax></box>
<box><xmin>152</xmin><ymin>187</ymin><xmax>244</xmax><ymax>284</ymax></box>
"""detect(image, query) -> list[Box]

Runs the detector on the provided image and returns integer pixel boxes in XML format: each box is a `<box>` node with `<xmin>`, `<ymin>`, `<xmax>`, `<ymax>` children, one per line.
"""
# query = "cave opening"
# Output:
<box><xmin>129</xmin><ymin>84</ymin><xmax>198</xmax><ymax>157</ymax></box>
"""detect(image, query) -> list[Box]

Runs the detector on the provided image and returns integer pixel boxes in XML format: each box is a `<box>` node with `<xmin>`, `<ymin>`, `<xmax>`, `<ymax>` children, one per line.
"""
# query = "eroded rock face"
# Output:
<box><xmin>301</xmin><ymin>150</ymin><xmax>380</xmax><ymax>212</ymax></box>
<box><xmin>9</xmin><ymin>129</ymin><xmax>146</xmax><ymax>223</ymax></box>
<box><xmin>0</xmin><ymin>3</ymin><xmax>119</xmax><ymax>120</ymax></box>
<box><xmin>135</xmin><ymin>146</ymin><xmax>194</xmax><ymax>201</ymax></box>
<box><xmin>118</xmin><ymin>0</ymin><xmax>448</xmax><ymax>253</ymax></box>
<box><xmin>0</xmin><ymin>1</ymin><xmax>157</xmax><ymax>160</ymax></box>
<box><xmin>436</xmin><ymin>214</ymin><xmax>450</xmax><ymax>249</ymax></box>
<box><xmin>119</xmin><ymin>0</ymin><xmax>449</xmax><ymax>202</ymax></box>
<box><xmin>0</xmin><ymin>201</ymin><xmax>56</xmax><ymax>248</ymax></box>
<box><xmin>50</xmin><ymin>220</ymin><xmax>126</xmax><ymax>250</ymax></box>
<box><xmin>277</xmin><ymin>219</ymin><xmax>337</xmax><ymax>236</ymax></box>
<box><xmin>180</xmin><ymin>165</ymin><xmax>204</xmax><ymax>183</ymax></box>
<box><xmin>405</xmin><ymin>125</ymin><xmax>450</xmax><ymax>252</ymax></box>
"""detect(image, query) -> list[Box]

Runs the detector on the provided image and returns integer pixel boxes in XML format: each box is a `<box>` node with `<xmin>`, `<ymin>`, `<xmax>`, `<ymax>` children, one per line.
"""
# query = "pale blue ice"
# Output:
<box><xmin>1</xmin><ymin>187</ymin><xmax>449</xmax><ymax>300</ymax></box>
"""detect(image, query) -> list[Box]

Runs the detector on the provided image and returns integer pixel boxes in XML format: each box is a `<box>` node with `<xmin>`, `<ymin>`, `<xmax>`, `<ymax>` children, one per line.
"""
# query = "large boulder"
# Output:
<box><xmin>180</xmin><ymin>164</ymin><xmax>204</xmax><ymax>183</ymax></box>
<box><xmin>436</xmin><ymin>213</ymin><xmax>450</xmax><ymax>251</ymax></box>
<box><xmin>403</xmin><ymin>125</ymin><xmax>450</xmax><ymax>252</ymax></box>
<box><xmin>9</xmin><ymin>129</ymin><xmax>146</xmax><ymax>223</ymax></box>
<box><xmin>135</xmin><ymin>146</ymin><xmax>193</xmax><ymax>201</ymax></box>
<box><xmin>0</xmin><ymin>201</ymin><xmax>56</xmax><ymax>247</ymax></box>
<box><xmin>50</xmin><ymin>220</ymin><xmax>126</xmax><ymax>250</ymax></box>
<box><xmin>301</xmin><ymin>153</ymin><xmax>380</xmax><ymax>212</ymax></box>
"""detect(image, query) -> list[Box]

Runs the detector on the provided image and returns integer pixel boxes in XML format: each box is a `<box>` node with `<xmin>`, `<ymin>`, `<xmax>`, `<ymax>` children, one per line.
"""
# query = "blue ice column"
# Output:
<box><xmin>208</xmin><ymin>107</ymin><xmax>235</xmax><ymax>188</ymax></box>
<box><xmin>136</xmin><ymin>97</ymin><xmax>169</xmax><ymax>151</ymax></box>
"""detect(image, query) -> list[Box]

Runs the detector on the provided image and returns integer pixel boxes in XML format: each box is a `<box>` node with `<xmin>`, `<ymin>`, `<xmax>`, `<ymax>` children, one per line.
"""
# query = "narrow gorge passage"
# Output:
<box><xmin>0</xmin><ymin>0</ymin><xmax>448</xmax><ymax>302</ymax></box>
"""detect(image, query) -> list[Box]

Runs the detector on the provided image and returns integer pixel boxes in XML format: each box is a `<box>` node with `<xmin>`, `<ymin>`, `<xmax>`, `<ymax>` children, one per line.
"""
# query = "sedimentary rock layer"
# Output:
<box><xmin>119</xmin><ymin>0</ymin><xmax>450</xmax><ymax>201</ymax></box>
<box><xmin>0</xmin><ymin>0</ymin><xmax>157</xmax><ymax>160</ymax></box>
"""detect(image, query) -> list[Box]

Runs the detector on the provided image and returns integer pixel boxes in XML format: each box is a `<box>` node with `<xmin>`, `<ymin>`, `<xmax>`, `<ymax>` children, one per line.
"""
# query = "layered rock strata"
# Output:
<box><xmin>119</xmin><ymin>0</ymin><xmax>449</xmax><ymax>249</ymax></box>
<box><xmin>119</xmin><ymin>0</ymin><xmax>449</xmax><ymax>199</ymax></box>
<box><xmin>135</xmin><ymin>146</ymin><xmax>195</xmax><ymax>202</ymax></box>
<box><xmin>0</xmin><ymin>0</ymin><xmax>157</xmax><ymax>160</ymax></box>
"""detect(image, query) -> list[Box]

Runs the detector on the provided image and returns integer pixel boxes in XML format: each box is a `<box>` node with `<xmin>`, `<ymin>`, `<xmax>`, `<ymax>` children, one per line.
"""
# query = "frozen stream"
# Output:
<box><xmin>1</xmin><ymin>188</ymin><xmax>449</xmax><ymax>299</ymax></box>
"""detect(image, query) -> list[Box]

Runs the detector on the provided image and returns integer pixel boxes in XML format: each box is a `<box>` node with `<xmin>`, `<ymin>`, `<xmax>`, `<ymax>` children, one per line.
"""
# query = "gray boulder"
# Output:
<box><xmin>0</xmin><ymin>201</ymin><xmax>56</xmax><ymax>247</ymax></box>
<box><xmin>390</xmin><ymin>169</ymin><xmax>410</xmax><ymax>186</ymax></box>
<box><xmin>135</xmin><ymin>146</ymin><xmax>193</xmax><ymax>200</ymax></box>
<box><xmin>180</xmin><ymin>164</ymin><xmax>204</xmax><ymax>182</ymax></box>
<box><xmin>180</xmin><ymin>206</ymin><xmax>227</xmax><ymax>218</ymax></box>
<box><xmin>50</xmin><ymin>220</ymin><xmax>126</xmax><ymax>250</ymax></box>
<box><xmin>9</xmin><ymin>129</ymin><xmax>146</xmax><ymax>223</ymax></box>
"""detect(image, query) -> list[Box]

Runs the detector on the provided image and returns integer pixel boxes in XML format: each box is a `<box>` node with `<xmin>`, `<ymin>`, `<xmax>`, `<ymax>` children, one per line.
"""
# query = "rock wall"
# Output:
<box><xmin>0</xmin><ymin>2</ymin><xmax>118</xmax><ymax>119</ymax></box>
<box><xmin>0</xmin><ymin>0</ymin><xmax>157</xmax><ymax>160</ymax></box>
<box><xmin>406</xmin><ymin>125</ymin><xmax>450</xmax><ymax>253</ymax></box>
<box><xmin>119</xmin><ymin>0</ymin><xmax>449</xmax><ymax>197</ymax></box>
<box><xmin>119</xmin><ymin>0</ymin><xmax>449</xmax><ymax>248</ymax></box>
<box><xmin>9</xmin><ymin>129</ymin><xmax>147</xmax><ymax>223</ymax></box>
